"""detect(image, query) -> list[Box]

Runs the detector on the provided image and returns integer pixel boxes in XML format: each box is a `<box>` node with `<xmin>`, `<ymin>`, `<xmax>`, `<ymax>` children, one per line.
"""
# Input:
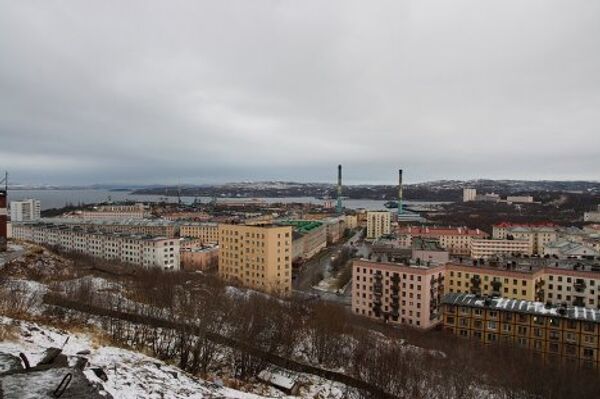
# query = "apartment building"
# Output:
<box><xmin>470</xmin><ymin>238</ymin><xmax>532</xmax><ymax>259</ymax></box>
<box><xmin>180</xmin><ymin>245</ymin><xmax>219</xmax><ymax>271</ymax></box>
<box><xmin>463</xmin><ymin>188</ymin><xmax>477</xmax><ymax>202</ymax></box>
<box><xmin>179</xmin><ymin>222</ymin><xmax>219</xmax><ymax>243</ymax></box>
<box><xmin>398</xmin><ymin>226</ymin><xmax>488</xmax><ymax>256</ymax></box>
<box><xmin>12</xmin><ymin>222</ymin><xmax>179</xmax><ymax>269</ymax></box>
<box><xmin>10</xmin><ymin>199</ymin><xmax>41</xmax><ymax>222</ymax></box>
<box><xmin>324</xmin><ymin>217</ymin><xmax>346</xmax><ymax>244</ymax></box>
<box><xmin>366</xmin><ymin>211</ymin><xmax>391</xmax><ymax>240</ymax></box>
<box><xmin>446</xmin><ymin>258</ymin><xmax>600</xmax><ymax>309</ymax></box>
<box><xmin>492</xmin><ymin>223</ymin><xmax>558</xmax><ymax>254</ymax></box>
<box><xmin>352</xmin><ymin>259</ymin><xmax>445</xmax><ymax>329</ymax></box>
<box><xmin>77</xmin><ymin>203</ymin><xmax>146</xmax><ymax>220</ymax></box>
<box><xmin>442</xmin><ymin>293</ymin><xmax>600</xmax><ymax>368</ymax></box>
<box><xmin>34</xmin><ymin>218</ymin><xmax>177</xmax><ymax>238</ymax></box>
<box><xmin>344</xmin><ymin>214</ymin><xmax>358</xmax><ymax>230</ymax></box>
<box><xmin>218</xmin><ymin>224</ymin><xmax>292</xmax><ymax>294</ymax></box>
<box><xmin>278</xmin><ymin>220</ymin><xmax>327</xmax><ymax>261</ymax></box>
<box><xmin>446</xmin><ymin>262</ymin><xmax>541</xmax><ymax>302</ymax></box>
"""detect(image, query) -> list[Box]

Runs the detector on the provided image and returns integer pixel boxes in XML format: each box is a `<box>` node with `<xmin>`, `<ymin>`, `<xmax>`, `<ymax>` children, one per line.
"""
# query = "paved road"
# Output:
<box><xmin>292</xmin><ymin>229</ymin><xmax>367</xmax><ymax>306</ymax></box>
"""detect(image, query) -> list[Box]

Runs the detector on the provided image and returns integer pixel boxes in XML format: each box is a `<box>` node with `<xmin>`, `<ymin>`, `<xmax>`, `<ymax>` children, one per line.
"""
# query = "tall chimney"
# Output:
<box><xmin>398</xmin><ymin>169</ymin><xmax>403</xmax><ymax>215</ymax></box>
<box><xmin>0</xmin><ymin>172</ymin><xmax>7</xmax><ymax>252</ymax></box>
<box><xmin>336</xmin><ymin>164</ymin><xmax>343</xmax><ymax>214</ymax></box>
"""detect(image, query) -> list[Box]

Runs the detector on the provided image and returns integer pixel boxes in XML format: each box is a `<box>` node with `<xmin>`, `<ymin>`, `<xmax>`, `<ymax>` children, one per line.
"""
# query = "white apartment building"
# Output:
<box><xmin>492</xmin><ymin>223</ymin><xmax>558</xmax><ymax>255</ymax></box>
<box><xmin>470</xmin><ymin>239</ymin><xmax>532</xmax><ymax>259</ymax></box>
<box><xmin>10</xmin><ymin>199</ymin><xmax>41</xmax><ymax>222</ymax></box>
<box><xmin>366</xmin><ymin>211</ymin><xmax>391</xmax><ymax>240</ymax></box>
<box><xmin>463</xmin><ymin>188</ymin><xmax>477</xmax><ymax>202</ymax></box>
<box><xmin>12</xmin><ymin>223</ymin><xmax>179</xmax><ymax>270</ymax></box>
<box><xmin>77</xmin><ymin>203</ymin><xmax>146</xmax><ymax>220</ymax></box>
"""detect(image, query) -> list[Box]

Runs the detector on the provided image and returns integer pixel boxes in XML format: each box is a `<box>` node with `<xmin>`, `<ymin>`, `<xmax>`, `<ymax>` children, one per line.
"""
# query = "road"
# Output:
<box><xmin>292</xmin><ymin>229</ymin><xmax>368</xmax><ymax>306</ymax></box>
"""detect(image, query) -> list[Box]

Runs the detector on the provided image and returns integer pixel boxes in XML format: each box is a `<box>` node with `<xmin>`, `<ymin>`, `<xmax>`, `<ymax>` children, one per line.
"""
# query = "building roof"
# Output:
<box><xmin>412</xmin><ymin>238</ymin><xmax>445</xmax><ymax>252</ymax></box>
<box><xmin>442</xmin><ymin>292</ymin><xmax>600</xmax><ymax>323</ymax></box>
<box><xmin>494</xmin><ymin>222</ymin><xmax>557</xmax><ymax>228</ymax></box>
<box><xmin>399</xmin><ymin>226</ymin><xmax>487</xmax><ymax>237</ymax></box>
<box><xmin>278</xmin><ymin>220</ymin><xmax>323</xmax><ymax>233</ymax></box>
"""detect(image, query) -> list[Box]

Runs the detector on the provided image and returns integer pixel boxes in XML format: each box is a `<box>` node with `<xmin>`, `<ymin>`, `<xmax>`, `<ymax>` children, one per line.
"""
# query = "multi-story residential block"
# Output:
<box><xmin>10</xmin><ymin>199</ymin><xmax>41</xmax><ymax>222</ymax></box>
<box><xmin>446</xmin><ymin>262</ymin><xmax>540</xmax><ymax>302</ymax></box>
<box><xmin>446</xmin><ymin>258</ymin><xmax>600</xmax><ymax>309</ymax></box>
<box><xmin>366</xmin><ymin>211</ymin><xmax>391</xmax><ymax>240</ymax></box>
<box><xmin>32</xmin><ymin>218</ymin><xmax>177</xmax><ymax>238</ymax></box>
<box><xmin>352</xmin><ymin>259</ymin><xmax>445</xmax><ymax>329</ymax></box>
<box><xmin>218</xmin><ymin>224</ymin><xmax>292</xmax><ymax>294</ymax></box>
<box><xmin>179</xmin><ymin>222</ymin><xmax>219</xmax><ymax>243</ymax></box>
<box><xmin>344</xmin><ymin>214</ymin><xmax>358</xmax><ymax>230</ymax></box>
<box><xmin>492</xmin><ymin>222</ymin><xmax>558</xmax><ymax>254</ymax></box>
<box><xmin>180</xmin><ymin>244</ymin><xmax>219</xmax><ymax>271</ymax></box>
<box><xmin>278</xmin><ymin>220</ymin><xmax>327</xmax><ymax>261</ymax></box>
<box><xmin>76</xmin><ymin>203</ymin><xmax>146</xmax><ymax>220</ymax></box>
<box><xmin>470</xmin><ymin>238</ymin><xmax>532</xmax><ymax>259</ymax></box>
<box><xmin>12</xmin><ymin>222</ymin><xmax>179</xmax><ymax>269</ymax></box>
<box><xmin>442</xmin><ymin>292</ymin><xmax>600</xmax><ymax>367</ymax></box>
<box><xmin>324</xmin><ymin>217</ymin><xmax>346</xmax><ymax>244</ymax></box>
<box><xmin>463</xmin><ymin>188</ymin><xmax>477</xmax><ymax>202</ymax></box>
<box><xmin>398</xmin><ymin>226</ymin><xmax>488</xmax><ymax>256</ymax></box>
<box><xmin>506</xmin><ymin>195</ymin><xmax>534</xmax><ymax>203</ymax></box>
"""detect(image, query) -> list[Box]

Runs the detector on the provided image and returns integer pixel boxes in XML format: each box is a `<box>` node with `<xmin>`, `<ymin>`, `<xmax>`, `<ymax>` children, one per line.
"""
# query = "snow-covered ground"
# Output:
<box><xmin>0</xmin><ymin>317</ymin><xmax>353</xmax><ymax>399</ymax></box>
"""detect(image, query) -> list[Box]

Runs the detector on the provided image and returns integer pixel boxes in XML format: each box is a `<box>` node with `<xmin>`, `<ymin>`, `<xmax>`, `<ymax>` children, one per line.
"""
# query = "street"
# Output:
<box><xmin>292</xmin><ymin>229</ymin><xmax>368</xmax><ymax>306</ymax></box>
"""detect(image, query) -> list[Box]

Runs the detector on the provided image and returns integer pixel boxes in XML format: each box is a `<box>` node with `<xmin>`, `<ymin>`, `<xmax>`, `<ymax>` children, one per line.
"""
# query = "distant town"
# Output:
<box><xmin>1</xmin><ymin>167</ymin><xmax>600</xmax><ymax>397</ymax></box>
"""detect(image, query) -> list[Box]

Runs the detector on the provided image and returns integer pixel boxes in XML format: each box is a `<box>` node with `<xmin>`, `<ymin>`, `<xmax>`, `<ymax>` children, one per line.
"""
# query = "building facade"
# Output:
<box><xmin>463</xmin><ymin>188</ymin><xmax>477</xmax><ymax>202</ymax></box>
<box><xmin>179</xmin><ymin>222</ymin><xmax>219</xmax><ymax>243</ymax></box>
<box><xmin>352</xmin><ymin>259</ymin><xmax>445</xmax><ymax>329</ymax></box>
<box><xmin>279</xmin><ymin>220</ymin><xmax>327</xmax><ymax>261</ymax></box>
<box><xmin>34</xmin><ymin>218</ymin><xmax>176</xmax><ymax>238</ymax></box>
<box><xmin>12</xmin><ymin>222</ymin><xmax>179</xmax><ymax>269</ymax></box>
<box><xmin>77</xmin><ymin>203</ymin><xmax>146</xmax><ymax>220</ymax></box>
<box><xmin>10</xmin><ymin>199</ymin><xmax>41</xmax><ymax>222</ymax></box>
<box><xmin>218</xmin><ymin>224</ymin><xmax>292</xmax><ymax>294</ymax></box>
<box><xmin>470</xmin><ymin>238</ymin><xmax>533</xmax><ymax>259</ymax></box>
<box><xmin>398</xmin><ymin>226</ymin><xmax>488</xmax><ymax>256</ymax></box>
<box><xmin>442</xmin><ymin>293</ymin><xmax>600</xmax><ymax>368</ymax></box>
<box><xmin>180</xmin><ymin>245</ymin><xmax>219</xmax><ymax>271</ymax></box>
<box><xmin>492</xmin><ymin>223</ymin><xmax>558</xmax><ymax>255</ymax></box>
<box><xmin>366</xmin><ymin>211</ymin><xmax>391</xmax><ymax>240</ymax></box>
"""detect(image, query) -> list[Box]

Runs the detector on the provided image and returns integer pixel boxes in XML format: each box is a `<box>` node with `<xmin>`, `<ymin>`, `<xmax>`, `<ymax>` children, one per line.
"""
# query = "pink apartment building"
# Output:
<box><xmin>352</xmin><ymin>259</ymin><xmax>445</xmax><ymax>329</ymax></box>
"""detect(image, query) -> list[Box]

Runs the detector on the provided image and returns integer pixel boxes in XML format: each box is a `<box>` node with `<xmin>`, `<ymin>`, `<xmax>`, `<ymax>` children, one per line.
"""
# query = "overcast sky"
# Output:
<box><xmin>1</xmin><ymin>1</ymin><xmax>599</xmax><ymax>185</ymax></box>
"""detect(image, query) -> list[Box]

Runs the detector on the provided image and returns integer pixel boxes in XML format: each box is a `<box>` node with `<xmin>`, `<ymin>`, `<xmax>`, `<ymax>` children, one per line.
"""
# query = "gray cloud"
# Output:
<box><xmin>1</xmin><ymin>0</ymin><xmax>599</xmax><ymax>185</ymax></box>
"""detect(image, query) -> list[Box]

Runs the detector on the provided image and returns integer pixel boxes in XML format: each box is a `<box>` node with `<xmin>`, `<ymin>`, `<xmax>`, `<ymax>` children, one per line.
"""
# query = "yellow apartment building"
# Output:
<box><xmin>180</xmin><ymin>222</ymin><xmax>219</xmax><ymax>244</ymax></box>
<box><xmin>442</xmin><ymin>292</ymin><xmax>600</xmax><ymax>368</ymax></box>
<box><xmin>218</xmin><ymin>224</ymin><xmax>292</xmax><ymax>295</ymax></box>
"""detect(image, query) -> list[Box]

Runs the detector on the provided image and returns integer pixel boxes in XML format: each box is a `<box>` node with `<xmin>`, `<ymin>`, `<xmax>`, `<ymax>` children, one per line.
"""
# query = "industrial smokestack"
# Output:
<box><xmin>0</xmin><ymin>172</ymin><xmax>7</xmax><ymax>252</ymax></box>
<box><xmin>398</xmin><ymin>169</ymin><xmax>403</xmax><ymax>215</ymax></box>
<box><xmin>336</xmin><ymin>164</ymin><xmax>343</xmax><ymax>214</ymax></box>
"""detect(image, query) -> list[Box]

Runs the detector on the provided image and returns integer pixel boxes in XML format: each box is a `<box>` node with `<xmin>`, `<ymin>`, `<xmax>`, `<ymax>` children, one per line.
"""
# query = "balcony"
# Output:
<box><xmin>391</xmin><ymin>275</ymin><xmax>400</xmax><ymax>284</ymax></box>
